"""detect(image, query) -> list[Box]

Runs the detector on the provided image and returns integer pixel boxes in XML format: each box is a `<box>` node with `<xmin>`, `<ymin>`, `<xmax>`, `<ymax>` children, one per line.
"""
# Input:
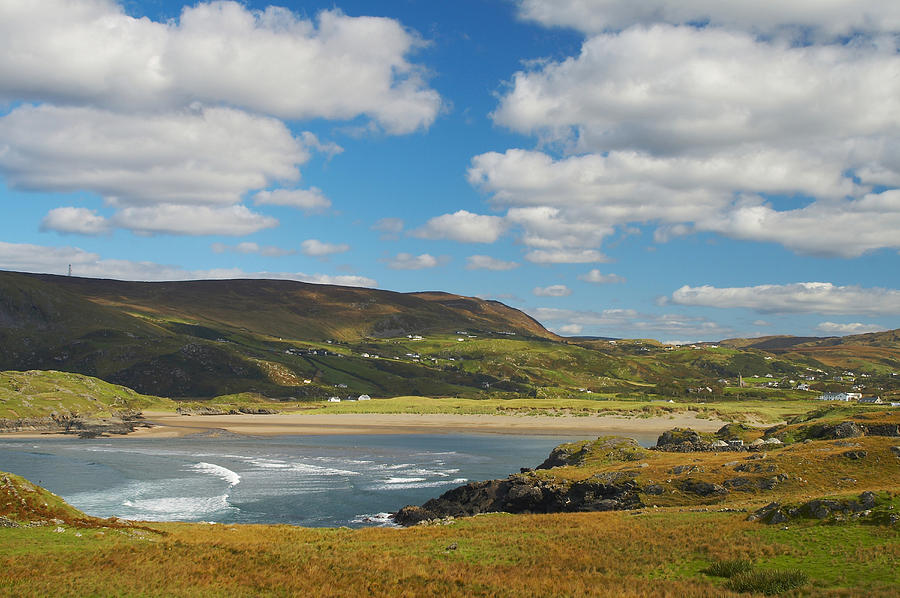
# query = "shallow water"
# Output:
<box><xmin>0</xmin><ymin>431</ymin><xmax>656</xmax><ymax>527</ymax></box>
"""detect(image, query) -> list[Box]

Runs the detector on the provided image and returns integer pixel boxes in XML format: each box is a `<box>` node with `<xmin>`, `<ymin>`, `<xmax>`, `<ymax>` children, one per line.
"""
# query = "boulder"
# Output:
<box><xmin>679</xmin><ymin>479</ymin><xmax>728</xmax><ymax>497</ymax></box>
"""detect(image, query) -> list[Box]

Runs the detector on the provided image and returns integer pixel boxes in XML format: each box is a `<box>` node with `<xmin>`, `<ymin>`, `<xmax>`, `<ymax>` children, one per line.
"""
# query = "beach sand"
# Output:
<box><xmin>111</xmin><ymin>411</ymin><xmax>729</xmax><ymax>439</ymax></box>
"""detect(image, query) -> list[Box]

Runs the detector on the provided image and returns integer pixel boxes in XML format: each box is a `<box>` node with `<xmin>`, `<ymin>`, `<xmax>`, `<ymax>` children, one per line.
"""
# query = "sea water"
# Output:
<box><xmin>0</xmin><ymin>431</ymin><xmax>657</xmax><ymax>527</ymax></box>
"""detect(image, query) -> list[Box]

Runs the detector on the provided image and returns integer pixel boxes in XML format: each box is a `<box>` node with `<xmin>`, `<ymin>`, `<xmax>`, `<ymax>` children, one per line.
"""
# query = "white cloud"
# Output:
<box><xmin>471</xmin><ymin>21</ymin><xmax>900</xmax><ymax>257</ymax></box>
<box><xmin>671</xmin><ymin>283</ymin><xmax>900</xmax><ymax>316</ymax></box>
<box><xmin>556</xmin><ymin>324</ymin><xmax>583</xmax><ymax>335</ymax></box>
<box><xmin>372</xmin><ymin>218</ymin><xmax>405</xmax><ymax>239</ymax></box>
<box><xmin>0</xmin><ymin>1</ymin><xmax>440</xmax><ymax>134</ymax></box>
<box><xmin>386</xmin><ymin>252</ymin><xmax>441</xmax><ymax>270</ymax></box>
<box><xmin>515</xmin><ymin>0</ymin><xmax>900</xmax><ymax>38</ymax></box>
<box><xmin>816</xmin><ymin>322</ymin><xmax>888</xmax><ymax>335</ymax></box>
<box><xmin>211</xmin><ymin>242</ymin><xmax>294</xmax><ymax>257</ymax></box>
<box><xmin>530</xmin><ymin>306</ymin><xmax>730</xmax><ymax>338</ymax></box>
<box><xmin>40</xmin><ymin>207</ymin><xmax>110</xmax><ymax>235</ymax></box>
<box><xmin>113</xmin><ymin>204</ymin><xmax>278</xmax><ymax>236</ymax></box>
<box><xmin>0</xmin><ymin>104</ymin><xmax>308</xmax><ymax>206</ymax></box>
<box><xmin>752</xmin><ymin>320</ymin><xmax>772</xmax><ymax>327</ymax></box>
<box><xmin>525</xmin><ymin>249</ymin><xmax>609</xmax><ymax>264</ymax></box>
<box><xmin>300</xmin><ymin>239</ymin><xmax>350</xmax><ymax>257</ymax></box>
<box><xmin>253</xmin><ymin>188</ymin><xmax>332</xmax><ymax>213</ymax></box>
<box><xmin>0</xmin><ymin>240</ymin><xmax>375</xmax><ymax>287</ymax></box>
<box><xmin>533</xmin><ymin>284</ymin><xmax>572</xmax><ymax>297</ymax></box>
<box><xmin>578</xmin><ymin>269</ymin><xmax>624</xmax><ymax>284</ymax></box>
<box><xmin>465</xmin><ymin>255</ymin><xmax>520</xmax><ymax>271</ymax></box>
<box><xmin>413</xmin><ymin>210</ymin><xmax>506</xmax><ymax>243</ymax></box>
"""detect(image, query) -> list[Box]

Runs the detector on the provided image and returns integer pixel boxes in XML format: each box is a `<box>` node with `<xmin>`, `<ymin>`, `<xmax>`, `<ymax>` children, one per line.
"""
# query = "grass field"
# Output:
<box><xmin>2</xmin><ymin>468</ymin><xmax>898</xmax><ymax>597</ymax></box>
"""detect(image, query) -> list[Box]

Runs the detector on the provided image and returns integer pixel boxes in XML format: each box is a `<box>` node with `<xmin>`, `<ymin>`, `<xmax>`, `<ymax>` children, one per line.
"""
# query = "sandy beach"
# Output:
<box><xmin>107</xmin><ymin>411</ymin><xmax>729</xmax><ymax>439</ymax></box>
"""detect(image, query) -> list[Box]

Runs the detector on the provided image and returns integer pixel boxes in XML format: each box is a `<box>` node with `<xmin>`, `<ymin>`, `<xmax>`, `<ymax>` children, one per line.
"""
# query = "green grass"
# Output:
<box><xmin>0</xmin><ymin>370</ymin><xmax>175</xmax><ymax>419</ymax></box>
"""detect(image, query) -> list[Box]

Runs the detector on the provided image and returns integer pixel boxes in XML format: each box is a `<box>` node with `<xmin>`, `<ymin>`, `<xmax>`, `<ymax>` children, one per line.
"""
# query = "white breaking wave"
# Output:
<box><xmin>368</xmin><ymin>477</ymin><xmax>468</xmax><ymax>491</ymax></box>
<box><xmin>383</xmin><ymin>477</ymin><xmax>427</xmax><ymax>484</ymax></box>
<box><xmin>191</xmin><ymin>462</ymin><xmax>241</xmax><ymax>487</ymax></box>
<box><xmin>351</xmin><ymin>512</ymin><xmax>399</xmax><ymax>527</ymax></box>
<box><xmin>119</xmin><ymin>495</ymin><xmax>234</xmax><ymax>521</ymax></box>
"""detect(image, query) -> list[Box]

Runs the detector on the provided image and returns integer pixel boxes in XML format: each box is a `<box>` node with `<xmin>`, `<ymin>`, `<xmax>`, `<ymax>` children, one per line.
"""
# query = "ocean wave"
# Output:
<box><xmin>383</xmin><ymin>477</ymin><xmax>427</xmax><ymax>484</ymax></box>
<box><xmin>367</xmin><ymin>477</ymin><xmax>468</xmax><ymax>491</ymax></box>
<box><xmin>118</xmin><ymin>495</ymin><xmax>235</xmax><ymax>521</ymax></box>
<box><xmin>191</xmin><ymin>462</ymin><xmax>241</xmax><ymax>487</ymax></box>
<box><xmin>351</xmin><ymin>512</ymin><xmax>399</xmax><ymax>527</ymax></box>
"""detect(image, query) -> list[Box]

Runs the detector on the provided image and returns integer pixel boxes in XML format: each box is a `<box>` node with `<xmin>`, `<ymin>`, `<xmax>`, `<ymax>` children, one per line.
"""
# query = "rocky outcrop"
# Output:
<box><xmin>0</xmin><ymin>415</ymin><xmax>150</xmax><ymax>438</ymax></box>
<box><xmin>394</xmin><ymin>471</ymin><xmax>643</xmax><ymax>526</ymax></box>
<box><xmin>536</xmin><ymin>437</ymin><xmax>645</xmax><ymax>469</ymax></box>
<box><xmin>747</xmin><ymin>491</ymin><xmax>896</xmax><ymax>525</ymax></box>
<box><xmin>654</xmin><ymin>427</ymin><xmax>743</xmax><ymax>452</ymax></box>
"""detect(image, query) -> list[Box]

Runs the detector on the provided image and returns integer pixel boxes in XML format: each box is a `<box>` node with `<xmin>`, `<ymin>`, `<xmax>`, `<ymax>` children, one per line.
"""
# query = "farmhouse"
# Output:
<box><xmin>818</xmin><ymin>392</ymin><xmax>851</xmax><ymax>401</ymax></box>
<box><xmin>858</xmin><ymin>397</ymin><xmax>883</xmax><ymax>404</ymax></box>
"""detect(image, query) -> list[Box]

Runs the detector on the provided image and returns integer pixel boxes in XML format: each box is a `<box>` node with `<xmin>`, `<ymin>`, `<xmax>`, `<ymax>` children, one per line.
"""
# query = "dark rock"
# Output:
<box><xmin>758</xmin><ymin>474</ymin><xmax>789</xmax><ymax>490</ymax></box>
<box><xmin>0</xmin><ymin>516</ymin><xmax>21</xmax><ymax>528</ymax></box>
<box><xmin>393</xmin><ymin>505</ymin><xmax>438</xmax><ymax>526</ymax></box>
<box><xmin>748</xmin><ymin>502</ymin><xmax>786</xmax><ymax>523</ymax></box>
<box><xmin>679</xmin><ymin>479</ymin><xmax>728</xmax><ymax>497</ymax></box>
<box><xmin>831</xmin><ymin>421</ymin><xmax>865</xmax><ymax>439</ymax></box>
<box><xmin>805</xmin><ymin>499</ymin><xmax>842</xmax><ymax>519</ymax></box>
<box><xmin>841</xmin><ymin>450</ymin><xmax>867</xmax><ymax>460</ymax></box>
<box><xmin>668</xmin><ymin>465</ymin><xmax>703</xmax><ymax>475</ymax></box>
<box><xmin>890</xmin><ymin>446</ymin><xmax>900</xmax><ymax>457</ymax></box>
<box><xmin>644</xmin><ymin>484</ymin><xmax>665</xmax><ymax>495</ymax></box>
<box><xmin>862</xmin><ymin>424</ymin><xmax>900</xmax><ymax>437</ymax></box>
<box><xmin>723</xmin><ymin>477</ymin><xmax>754</xmax><ymax>491</ymax></box>
<box><xmin>445</xmin><ymin>543</ymin><xmax>457</xmax><ymax>551</ymax></box>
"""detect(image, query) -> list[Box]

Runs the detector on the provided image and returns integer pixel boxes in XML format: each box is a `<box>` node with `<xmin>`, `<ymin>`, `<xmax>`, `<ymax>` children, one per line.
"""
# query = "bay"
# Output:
<box><xmin>0</xmin><ymin>431</ymin><xmax>656</xmax><ymax>527</ymax></box>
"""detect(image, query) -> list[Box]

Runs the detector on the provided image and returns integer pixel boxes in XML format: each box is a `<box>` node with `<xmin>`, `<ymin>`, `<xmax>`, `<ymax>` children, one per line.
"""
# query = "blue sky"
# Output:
<box><xmin>1</xmin><ymin>0</ymin><xmax>900</xmax><ymax>342</ymax></box>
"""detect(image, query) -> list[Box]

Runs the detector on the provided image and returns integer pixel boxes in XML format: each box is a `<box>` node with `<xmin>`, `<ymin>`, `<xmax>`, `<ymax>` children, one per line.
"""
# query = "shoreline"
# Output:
<box><xmin>0</xmin><ymin>411</ymin><xmax>730</xmax><ymax>439</ymax></box>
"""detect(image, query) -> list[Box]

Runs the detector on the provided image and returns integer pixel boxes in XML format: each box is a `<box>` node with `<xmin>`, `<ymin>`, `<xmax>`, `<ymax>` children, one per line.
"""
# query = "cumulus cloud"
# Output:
<box><xmin>300</xmin><ymin>239</ymin><xmax>350</xmax><ymax>257</ymax></box>
<box><xmin>530</xmin><ymin>306</ymin><xmax>730</xmax><ymax>339</ymax></box>
<box><xmin>471</xmin><ymin>13</ymin><xmax>900</xmax><ymax>257</ymax></box>
<box><xmin>465</xmin><ymin>255</ymin><xmax>520</xmax><ymax>271</ymax></box>
<box><xmin>211</xmin><ymin>242</ymin><xmax>294</xmax><ymax>257</ymax></box>
<box><xmin>253</xmin><ymin>188</ymin><xmax>331</xmax><ymax>213</ymax></box>
<box><xmin>113</xmin><ymin>205</ymin><xmax>277</xmax><ymax>236</ymax></box>
<box><xmin>386</xmin><ymin>252</ymin><xmax>442</xmax><ymax>270</ymax></box>
<box><xmin>816</xmin><ymin>322</ymin><xmax>888</xmax><ymax>335</ymax></box>
<box><xmin>412</xmin><ymin>210</ymin><xmax>506</xmax><ymax>243</ymax></box>
<box><xmin>0</xmin><ymin>1</ymin><xmax>440</xmax><ymax>134</ymax></box>
<box><xmin>533</xmin><ymin>284</ymin><xmax>572</xmax><ymax>297</ymax></box>
<box><xmin>0</xmin><ymin>240</ymin><xmax>375</xmax><ymax>286</ymax></box>
<box><xmin>671</xmin><ymin>283</ymin><xmax>900</xmax><ymax>316</ymax></box>
<box><xmin>516</xmin><ymin>0</ymin><xmax>900</xmax><ymax>38</ymax></box>
<box><xmin>40</xmin><ymin>207</ymin><xmax>110</xmax><ymax>235</ymax></box>
<box><xmin>556</xmin><ymin>324</ymin><xmax>583</xmax><ymax>335</ymax></box>
<box><xmin>578</xmin><ymin>269</ymin><xmax>624</xmax><ymax>284</ymax></box>
<box><xmin>525</xmin><ymin>249</ymin><xmax>609</xmax><ymax>264</ymax></box>
<box><xmin>0</xmin><ymin>104</ymin><xmax>307</xmax><ymax>207</ymax></box>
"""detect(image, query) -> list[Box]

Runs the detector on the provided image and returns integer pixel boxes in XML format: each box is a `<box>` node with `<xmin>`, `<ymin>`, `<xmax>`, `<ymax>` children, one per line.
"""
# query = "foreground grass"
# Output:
<box><xmin>1</xmin><ymin>510</ymin><xmax>897</xmax><ymax>597</ymax></box>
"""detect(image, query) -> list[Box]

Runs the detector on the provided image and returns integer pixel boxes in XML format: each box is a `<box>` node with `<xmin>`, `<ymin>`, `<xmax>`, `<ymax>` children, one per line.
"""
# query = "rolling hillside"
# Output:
<box><xmin>0</xmin><ymin>269</ymin><xmax>898</xmax><ymax>401</ymax></box>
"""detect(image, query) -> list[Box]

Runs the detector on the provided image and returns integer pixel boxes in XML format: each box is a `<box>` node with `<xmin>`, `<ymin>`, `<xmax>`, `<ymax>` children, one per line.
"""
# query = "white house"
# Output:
<box><xmin>819</xmin><ymin>392</ymin><xmax>851</xmax><ymax>401</ymax></box>
<box><xmin>358</xmin><ymin>394</ymin><xmax>371</xmax><ymax>401</ymax></box>
<box><xmin>858</xmin><ymin>396</ymin><xmax>883</xmax><ymax>404</ymax></box>
<box><xmin>328</xmin><ymin>397</ymin><xmax>341</xmax><ymax>403</ymax></box>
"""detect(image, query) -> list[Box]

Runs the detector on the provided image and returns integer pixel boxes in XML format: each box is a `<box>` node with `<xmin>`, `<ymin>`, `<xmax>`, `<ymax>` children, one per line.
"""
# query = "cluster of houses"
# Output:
<box><xmin>818</xmin><ymin>392</ymin><xmax>886</xmax><ymax>404</ymax></box>
<box><xmin>328</xmin><ymin>394</ymin><xmax>371</xmax><ymax>403</ymax></box>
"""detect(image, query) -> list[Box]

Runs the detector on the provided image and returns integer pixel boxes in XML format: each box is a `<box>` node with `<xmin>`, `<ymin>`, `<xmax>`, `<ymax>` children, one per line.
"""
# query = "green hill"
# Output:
<box><xmin>1</xmin><ymin>269</ymin><xmax>898</xmax><ymax>401</ymax></box>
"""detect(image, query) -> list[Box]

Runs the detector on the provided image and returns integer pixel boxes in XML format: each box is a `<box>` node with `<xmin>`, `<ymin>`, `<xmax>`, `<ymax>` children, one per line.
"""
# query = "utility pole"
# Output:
<box><xmin>67</xmin><ymin>264</ymin><xmax>72</xmax><ymax>276</ymax></box>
